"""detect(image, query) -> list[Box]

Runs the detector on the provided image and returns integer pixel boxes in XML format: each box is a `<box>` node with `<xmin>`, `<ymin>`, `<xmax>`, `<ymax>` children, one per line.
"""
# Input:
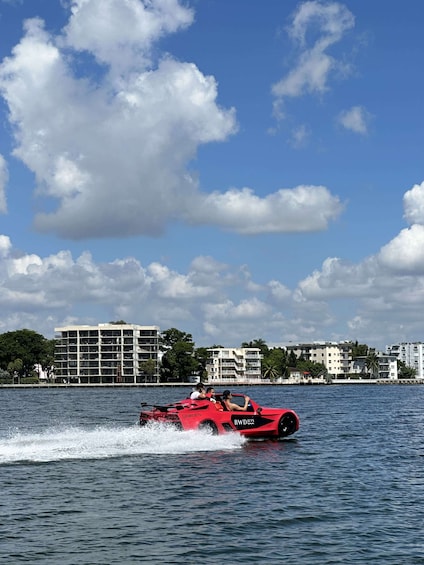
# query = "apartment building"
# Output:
<box><xmin>54</xmin><ymin>323</ymin><xmax>159</xmax><ymax>384</ymax></box>
<box><xmin>284</xmin><ymin>341</ymin><xmax>352</xmax><ymax>379</ymax></box>
<box><xmin>351</xmin><ymin>354</ymin><xmax>398</xmax><ymax>380</ymax></box>
<box><xmin>206</xmin><ymin>347</ymin><xmax>262</xmax><ymax>383</ymax></box>
<box><xmin>386</xmin><ymin>342</ymin><xmax>424</xmax><ymax>379</ymax></box>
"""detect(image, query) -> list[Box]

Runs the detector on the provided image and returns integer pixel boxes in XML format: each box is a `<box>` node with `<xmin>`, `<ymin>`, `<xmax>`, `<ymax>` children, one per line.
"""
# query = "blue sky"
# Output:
<box><xmin>1</xmin><ymin>0</ymin><xmax>424</xmax><ymax>350</ymax></box>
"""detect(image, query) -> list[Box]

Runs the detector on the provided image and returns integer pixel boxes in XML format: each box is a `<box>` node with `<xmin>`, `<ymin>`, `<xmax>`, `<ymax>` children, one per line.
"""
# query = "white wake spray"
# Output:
<box><xmin>0</xmin><ymin>422</ymin><xmax>246</xmax><ymax>464</ymax></box>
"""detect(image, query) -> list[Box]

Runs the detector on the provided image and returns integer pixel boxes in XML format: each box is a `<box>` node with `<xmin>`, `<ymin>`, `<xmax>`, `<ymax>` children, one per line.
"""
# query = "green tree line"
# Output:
<box><xmin>0</xmin><ymin>329</ymin><xmax>416</xmax><ymax>384</ymax></box>
<box><xmin>0</xmin><ymin>329</ymin><xmax>55</xmax><ymax>384</ymax></box>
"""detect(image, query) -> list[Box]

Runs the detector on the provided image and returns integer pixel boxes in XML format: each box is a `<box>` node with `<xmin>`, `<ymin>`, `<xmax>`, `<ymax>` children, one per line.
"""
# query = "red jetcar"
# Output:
<box><xmin>139</xmin><ymin>392</ymin><xmax>300</xmax><ymax>440</ymax></box>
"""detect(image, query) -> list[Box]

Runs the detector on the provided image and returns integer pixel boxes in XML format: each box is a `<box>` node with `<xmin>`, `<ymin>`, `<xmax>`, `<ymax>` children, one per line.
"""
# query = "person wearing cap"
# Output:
<box><xmin>222</xmin><ymin>390</ymin><xmax>250</xmax><ymax>411</ymax></box>
<box><xmin>190</xmin><ymin>383</ymin><xmax>206</xmax><ymax>400</ymax></box>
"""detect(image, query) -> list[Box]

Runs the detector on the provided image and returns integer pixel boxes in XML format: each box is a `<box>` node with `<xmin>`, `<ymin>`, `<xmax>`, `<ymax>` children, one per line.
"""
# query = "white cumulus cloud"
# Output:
<box><xmin>0</xmin><ymin>154</ymin><xmax>8</xmax><ymax>213</ymax></box>
<box><xmin>272</xmin><ymin>1</ymin><xmax>354</xmax><ymax>110</ymax></box>
<box><xmin>187</xmin><ymin>185</ymin><xmax>343</xmax><ymax>234</ymax></box>
<box><xmin>378</xmin><ymin>225</ymin><xmax>424</xmax><ymax>274</ymax></box>
<box><xmin>62</xmin><ymin>0</ymin><xmax>194</xmax><ymax>75</ymax></box>
<box><xmin>338</xmin><ymin>105</ymin><xmax>371</xmax><ymax>134</ymax></box>
<box><xmin>403</xmin><ymin>181</ymin><xmax>424</xmax><ymax>225</ymax></box>
<box><xmin>0</xmin><ymin>0</ymin><xmax>344</xmax><ymax>239</ymax></box>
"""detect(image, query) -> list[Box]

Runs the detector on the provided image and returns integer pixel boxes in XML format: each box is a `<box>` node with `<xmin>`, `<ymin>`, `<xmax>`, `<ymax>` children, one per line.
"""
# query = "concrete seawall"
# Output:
<box><xmin>1</xmin><ymin>378</ymin><xmax>424</xmax><ymax>389</ymax></box>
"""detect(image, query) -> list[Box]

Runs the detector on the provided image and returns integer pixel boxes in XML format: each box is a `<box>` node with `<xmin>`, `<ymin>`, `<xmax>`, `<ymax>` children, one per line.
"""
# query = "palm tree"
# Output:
<box><xmin>262</xmin><ymin>359</ymin><xmax>279</xmax><ymax>382</ymax></box>
<box><xmin>365</xmin><ymin>350</ymin><xmax>379</xmax><ymax>379</ymax></box>
<box><xmin>241</xmin><ymin>339</ymin><xmax>269</xmax><ymax>356</ymax></box>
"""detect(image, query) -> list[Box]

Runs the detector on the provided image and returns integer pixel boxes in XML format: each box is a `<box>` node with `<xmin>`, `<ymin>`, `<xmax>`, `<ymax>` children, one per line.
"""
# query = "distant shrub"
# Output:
<box><xmin>0</xmin><ymin>369</ymin><xmax>11</xmax><ymax>384</ymax></box>
<box><xmin>20</xmin><ymin>376</ymin><xmax>39</xmax><ymax>384</ymax></box>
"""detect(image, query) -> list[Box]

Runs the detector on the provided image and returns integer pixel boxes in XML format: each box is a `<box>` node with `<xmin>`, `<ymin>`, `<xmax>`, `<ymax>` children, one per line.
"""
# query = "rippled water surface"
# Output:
<box><xmin>1</xmin><ymin>385</ymin><xmax>423</xmax><ymax>564</ymax></box>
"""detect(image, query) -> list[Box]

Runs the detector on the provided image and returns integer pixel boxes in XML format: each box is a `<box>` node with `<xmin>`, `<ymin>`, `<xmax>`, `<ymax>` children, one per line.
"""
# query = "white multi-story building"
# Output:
<box><xmin>206</xmin><ymin>347</ymin><xmax>262</xmax><ymax>383</ymax></box>
<box><xmin>351</xmin><ymin>354</ymin><xmax>398</xmax><ymax>380</ymax></box>
<box><xmin>386</xmin><ymin>342</ymin><xmax>424</xmax><ymax>379</ymax></box>
<box><xmin>285</xmin><ymin>341</ymin><xmax>399</xmax><ymax>380</ymax></box>
<box><xmin>285</xmin><ymin>341</ymin><xmax>352</xmax><ymax>379</ymax></box>
<box><xmin>55</xmin><ymin>323</ymin><xmax>159</xmax><ymax>384</ymax></box>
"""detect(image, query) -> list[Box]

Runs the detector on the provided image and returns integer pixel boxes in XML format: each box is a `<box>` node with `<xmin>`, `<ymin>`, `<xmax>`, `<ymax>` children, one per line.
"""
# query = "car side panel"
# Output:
<box><xmin>140</xmin><ymin>398</ymin><xmax>299</xmax><ymax>439</ymax></box>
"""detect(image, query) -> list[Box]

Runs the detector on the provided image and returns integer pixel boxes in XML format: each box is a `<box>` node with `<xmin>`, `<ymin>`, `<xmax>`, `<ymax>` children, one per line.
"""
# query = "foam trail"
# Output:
<box><xmin>0</xmin><ymin>423</ymin><xmax>246</xmax><ymax>464</ymax></box>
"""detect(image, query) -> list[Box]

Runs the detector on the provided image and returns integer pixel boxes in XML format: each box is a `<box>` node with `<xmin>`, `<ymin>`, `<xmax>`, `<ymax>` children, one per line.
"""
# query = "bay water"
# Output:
<box><xmin>0</xmin><ymin>385</ymin><xmax>423</xmax><ymax>564</ymax></box>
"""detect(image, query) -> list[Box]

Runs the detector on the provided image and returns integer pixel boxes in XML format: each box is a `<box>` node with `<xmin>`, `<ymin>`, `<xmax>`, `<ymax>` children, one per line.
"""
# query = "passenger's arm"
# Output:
<box><xmin>226</xmin><ymin>396</ymin><xmax>250</xmax><ymax>411</ymax></box>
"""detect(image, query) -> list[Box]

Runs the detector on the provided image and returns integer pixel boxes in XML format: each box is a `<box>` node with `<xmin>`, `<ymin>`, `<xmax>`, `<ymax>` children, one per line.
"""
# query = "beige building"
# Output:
<box><xmin>54</xmin><ymin>323</ymin><xmax>159</xmax><ymax>384</ymax></box>
<box><xmin>206</xmin><ymin>347</ymin><xmax>262</xmax><ymax>383</ymax></box>
<box><xmin>285</xmin><ymin>341</ymin><xmax>352</xmax><ymax>379</ymax></box>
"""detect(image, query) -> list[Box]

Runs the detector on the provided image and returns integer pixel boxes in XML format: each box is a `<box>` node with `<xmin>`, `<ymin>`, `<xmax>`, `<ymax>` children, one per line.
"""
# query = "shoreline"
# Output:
<box><xmin>1</xmin><ymin>378</ymin><xmax>423</xmax><ymax>389</ymax></box>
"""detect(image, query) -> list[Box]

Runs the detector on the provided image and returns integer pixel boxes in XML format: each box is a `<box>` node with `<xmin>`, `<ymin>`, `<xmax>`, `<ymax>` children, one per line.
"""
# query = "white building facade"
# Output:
<box><xmin>206</xmin><ymin>347</ymin><xmax>262</xmax><ymax>384</ymax></box>
<box><xmin>386</xmin><ymin>342</ymin><xmax>424</xmax><ymax>379</ymax></box>
<box><xmin>351</xmin><ymin>354</ymin><xmax>398</xmax><ymax>380</ymax></box>
<box><xmin>285</xmin><ymin>341</ymin><xmax>399</xmax><ymax>380</ymax></box>
<box><xmin>55</xmin><ymin>323</ymin><xmax>159</xmax><ymax>384</ymax></box>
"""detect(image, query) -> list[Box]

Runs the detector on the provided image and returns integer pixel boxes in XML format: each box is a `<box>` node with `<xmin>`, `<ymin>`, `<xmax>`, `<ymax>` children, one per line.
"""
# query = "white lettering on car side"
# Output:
<box><xmin>234</xmin><ymin>418</ymin><xmax>255</xmax><ymax>426</ymax></box>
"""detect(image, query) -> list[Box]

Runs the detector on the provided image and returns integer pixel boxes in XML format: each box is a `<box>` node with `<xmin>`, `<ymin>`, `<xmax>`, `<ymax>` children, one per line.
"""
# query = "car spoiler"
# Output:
<box><xmin>140</xmin><ymin>402</ymin><xmax>186</xmax><ymax>412</ymax></box>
